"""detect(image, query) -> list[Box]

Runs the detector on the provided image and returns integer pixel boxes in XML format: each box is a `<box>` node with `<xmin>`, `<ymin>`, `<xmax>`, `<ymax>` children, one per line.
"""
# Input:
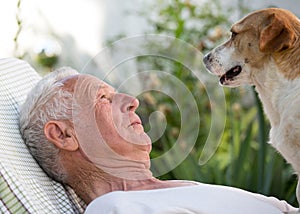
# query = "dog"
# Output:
<box><xmin>203</xmin><ymin>8</ymin><xmax>300</xmax><ymax>206</ymax></box>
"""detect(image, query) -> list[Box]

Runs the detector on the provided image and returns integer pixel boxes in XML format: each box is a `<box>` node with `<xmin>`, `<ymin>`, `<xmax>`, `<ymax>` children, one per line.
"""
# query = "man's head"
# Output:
<box><xmin>19</xmin><ymin>67</ymin><xmax>79</xmax><ymax>182</ymax></box>
<box><xmin>20</xmin><ymin>67</ymin><xmax>152</xmax><ymax>183</ymax></box>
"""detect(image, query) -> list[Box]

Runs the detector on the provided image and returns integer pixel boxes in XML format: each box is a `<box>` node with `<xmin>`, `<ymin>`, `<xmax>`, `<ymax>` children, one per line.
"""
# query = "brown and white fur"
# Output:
<box><xmin>203</xmin><ymin>8</ymin><xmax>300</xmax><ymax>206</ymax></box>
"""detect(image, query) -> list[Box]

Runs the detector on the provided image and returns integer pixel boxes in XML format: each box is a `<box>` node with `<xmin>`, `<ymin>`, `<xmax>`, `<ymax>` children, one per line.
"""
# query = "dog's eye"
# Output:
<box><xmin>231</xmin><ymin>32</ymin><xmax>238</xmax><ymax>39</ymax></box>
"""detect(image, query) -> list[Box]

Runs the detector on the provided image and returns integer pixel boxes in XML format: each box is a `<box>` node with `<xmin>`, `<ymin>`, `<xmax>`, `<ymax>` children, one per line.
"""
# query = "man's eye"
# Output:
<box><xmin>95</xmin><ymin>94</ymin><xmax>108</xmax><ymax>102</ymax></box>
<box><xmin>99</xmin><ymin>94</ymin><xmax>112</xmax><ymax>103</ymax></box>
<box><xmin>100</xmin><ymin>94</ymin><xmax>106</xmax><ymax>99</ymax></box>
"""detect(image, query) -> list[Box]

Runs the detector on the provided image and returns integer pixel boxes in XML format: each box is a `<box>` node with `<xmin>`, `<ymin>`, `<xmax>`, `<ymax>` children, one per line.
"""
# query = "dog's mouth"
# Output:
<box><xmin>220</xmin><ymin>65</ymin><xmax>242</xmax><ymax>84</ymax></box>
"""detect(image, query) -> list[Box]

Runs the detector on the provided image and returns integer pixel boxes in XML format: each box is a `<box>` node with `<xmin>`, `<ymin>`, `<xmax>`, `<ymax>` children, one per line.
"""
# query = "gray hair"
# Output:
<box><xmin>19</xmin><ymin>67</ymin><xmax>79</xmax><ymax>183</ymax></box>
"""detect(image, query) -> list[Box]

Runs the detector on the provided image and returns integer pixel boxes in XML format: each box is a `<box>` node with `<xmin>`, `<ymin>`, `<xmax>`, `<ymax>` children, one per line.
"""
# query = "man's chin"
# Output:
<box><xmin>134</xmin><ymin>132</ymin><xmax>152</xmax><ymax>148</ymax></box>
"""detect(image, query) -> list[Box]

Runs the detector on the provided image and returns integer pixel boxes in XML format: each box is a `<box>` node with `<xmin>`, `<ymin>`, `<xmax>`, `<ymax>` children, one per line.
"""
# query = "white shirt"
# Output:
<box><xmin>85</xmin><ymin>183</ymin><xmax>297</xmax><ymax>213</ymax></box>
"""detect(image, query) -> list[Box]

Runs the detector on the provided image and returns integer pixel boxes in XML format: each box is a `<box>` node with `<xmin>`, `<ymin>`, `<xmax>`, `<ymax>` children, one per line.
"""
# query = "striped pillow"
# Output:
<box><xmin>0</xmin><ymin>58</ymin><xmax>86</xmax><ymax>213</ymax></box>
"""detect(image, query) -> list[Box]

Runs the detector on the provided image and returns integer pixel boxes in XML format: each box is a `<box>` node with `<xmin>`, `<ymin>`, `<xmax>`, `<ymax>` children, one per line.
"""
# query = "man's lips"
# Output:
<box><xmin>128</xmin><ymin>118</ymin><xmax>142</xmax><ymax>127</ymax></box>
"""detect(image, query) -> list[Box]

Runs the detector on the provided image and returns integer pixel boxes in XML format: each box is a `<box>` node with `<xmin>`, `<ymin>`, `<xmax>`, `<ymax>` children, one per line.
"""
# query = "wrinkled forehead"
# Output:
<box><xmin>62</xmin><ymin>74</ymin><xmax>113</xmax><ymax>108</ymax></box>
<box><xmin>62</xmin><ymin>74</ymin><xmax>109</xmax><ymax>93</ymax></box>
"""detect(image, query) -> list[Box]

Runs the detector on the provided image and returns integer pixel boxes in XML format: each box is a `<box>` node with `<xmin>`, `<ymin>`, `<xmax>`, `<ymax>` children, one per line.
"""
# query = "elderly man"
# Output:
<box><xmin>19</xmin><ymin>67</ymin><xmax>297</xmax><ymax>213</ymax></box>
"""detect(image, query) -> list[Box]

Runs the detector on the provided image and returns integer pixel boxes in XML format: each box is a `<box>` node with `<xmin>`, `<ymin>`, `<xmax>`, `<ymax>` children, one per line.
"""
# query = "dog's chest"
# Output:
<box><xmin>266</xmin><ymin>79</ymin><xmax>300</xmax><ymax>172</ymax></box>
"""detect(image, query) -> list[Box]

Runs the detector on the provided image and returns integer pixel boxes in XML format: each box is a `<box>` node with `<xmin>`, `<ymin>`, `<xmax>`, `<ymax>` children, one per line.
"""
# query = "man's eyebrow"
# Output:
<box><xmin>98</xmin><ymin>84</ymin><xmax>117</xmax><ymax>93</ymax></box>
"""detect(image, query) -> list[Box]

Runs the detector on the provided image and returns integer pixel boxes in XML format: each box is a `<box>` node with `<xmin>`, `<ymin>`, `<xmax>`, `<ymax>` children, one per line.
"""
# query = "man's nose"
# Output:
<box><xmin>117</xmin><ymin>93</ymin><xmax>139</xmax><ymax>112</ymax></box>
<box><xmin>127</xmin><ymin>98</ymin><xmax>139</xmax><ymax>112</ymax></box>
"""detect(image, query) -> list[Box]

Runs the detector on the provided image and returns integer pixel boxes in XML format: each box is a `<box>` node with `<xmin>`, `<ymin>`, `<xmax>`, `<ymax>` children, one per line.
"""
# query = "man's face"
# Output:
<box><xmin>66</xmin><ymin>75</ymin><xmax>152</xmax><ymax>162</ymax></box>
<box><xmin>93</xmin><ymin>78</ymin><xmax>152</xmax><ymax>160</ymax></box>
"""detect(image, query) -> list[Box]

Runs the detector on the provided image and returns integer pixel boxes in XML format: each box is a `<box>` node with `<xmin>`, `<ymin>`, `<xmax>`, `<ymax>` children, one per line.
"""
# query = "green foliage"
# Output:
<box><xmin>13</xmin><ymin>0</ymin><xmax>24</xmax><ymax>59</ymax></box>
<box><xmin>143</xmin><ymin>0</ymin><xmax>232</xmax><ymax>52</ymax></box>
<box><xmin>35</xmin><ymin>50</ymin><xmax>59</xmax><ymax>68</ymax></box>
<box><xmin>136</xmin><ymin>0</ymin><xmax>298</xmax><ymax>206</ymax></box>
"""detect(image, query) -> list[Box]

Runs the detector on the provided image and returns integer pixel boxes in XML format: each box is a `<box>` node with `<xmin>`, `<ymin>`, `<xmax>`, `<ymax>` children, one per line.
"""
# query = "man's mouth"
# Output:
<box><xmin>129</xmin><ymin>118</ymin><xmax>142</xmax><ymax>127</ymax></box>
<box><xmin>130</xmin><ymin>122</ymin><xmax>141</xmax><ymax>126</ymax></box>
<box><xmin>128</xmin><ymin>118</ymin><xmax>145</xmax><ymax>133</ymax></box>
<box><xmin>220</xmin><ymin>65</ymin><xmax>242</xmax><ymax>84</ymax></box>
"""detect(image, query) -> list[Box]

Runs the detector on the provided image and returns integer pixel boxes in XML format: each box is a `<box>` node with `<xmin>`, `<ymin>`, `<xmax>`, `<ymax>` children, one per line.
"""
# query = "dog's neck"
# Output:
<box><xmin>251</xmin><ymin>59</ymin><xmax>291</xmax><ymax>127</ymax></box>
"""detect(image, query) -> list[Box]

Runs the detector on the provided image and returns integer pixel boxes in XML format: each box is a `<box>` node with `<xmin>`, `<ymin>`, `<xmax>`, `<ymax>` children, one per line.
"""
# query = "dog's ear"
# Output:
<box><xmin>259</xmin><ymin>13</ymin><xmax>296</xmax><ymax>53</ymax></box>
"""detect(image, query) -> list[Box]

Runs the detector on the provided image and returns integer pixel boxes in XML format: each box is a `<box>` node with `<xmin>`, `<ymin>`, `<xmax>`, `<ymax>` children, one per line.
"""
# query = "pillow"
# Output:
<box><xmin>0</xmin><ymin>58</ymin><xmax>86</xmax><ymax>213</ymax></box>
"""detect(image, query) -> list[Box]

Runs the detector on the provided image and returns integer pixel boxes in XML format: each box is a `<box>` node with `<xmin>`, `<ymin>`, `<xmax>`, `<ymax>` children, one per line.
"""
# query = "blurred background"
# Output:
<box><xmin>2</xmin><ymin>0</ymin><xmax>300</xmax><ymax>206</ymax></box>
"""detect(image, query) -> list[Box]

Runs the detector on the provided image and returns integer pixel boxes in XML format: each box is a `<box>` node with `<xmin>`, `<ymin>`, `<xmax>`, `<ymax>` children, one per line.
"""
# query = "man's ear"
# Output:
<box><xmin>44</xmin><ymin>121</ymin><xmax>79</xmax><ymax>151</ymax></box>
<box><xmin>259</xmin><ymin>13</ymin><xmax>296</xmax><ymax>53</ymax></box>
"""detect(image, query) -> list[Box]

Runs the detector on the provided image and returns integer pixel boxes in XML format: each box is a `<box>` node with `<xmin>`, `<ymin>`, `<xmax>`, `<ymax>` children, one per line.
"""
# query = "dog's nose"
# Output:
<box><xmin>203</xmin><ymin>53</ymin><xmax>212</xmax><ymax>64</ymax></box>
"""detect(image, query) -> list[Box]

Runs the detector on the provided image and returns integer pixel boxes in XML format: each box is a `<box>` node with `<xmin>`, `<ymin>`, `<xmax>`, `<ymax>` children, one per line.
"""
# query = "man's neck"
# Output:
<box><xmin>68</xmin><ymin>168</ymin><xmax>157</xmax><ymax>204</ymax></box>
<box><xmin>67</xmin><ymin>165</ymin><xmax>197</xmax><ymax>204</ymax></box>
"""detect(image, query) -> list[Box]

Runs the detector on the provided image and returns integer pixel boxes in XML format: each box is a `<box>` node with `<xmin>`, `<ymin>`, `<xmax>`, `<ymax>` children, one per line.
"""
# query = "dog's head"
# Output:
<box><xmin>203</xmin><ymin>8</ymin><xmax>299</xmax><ymax>87</ymax></box>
